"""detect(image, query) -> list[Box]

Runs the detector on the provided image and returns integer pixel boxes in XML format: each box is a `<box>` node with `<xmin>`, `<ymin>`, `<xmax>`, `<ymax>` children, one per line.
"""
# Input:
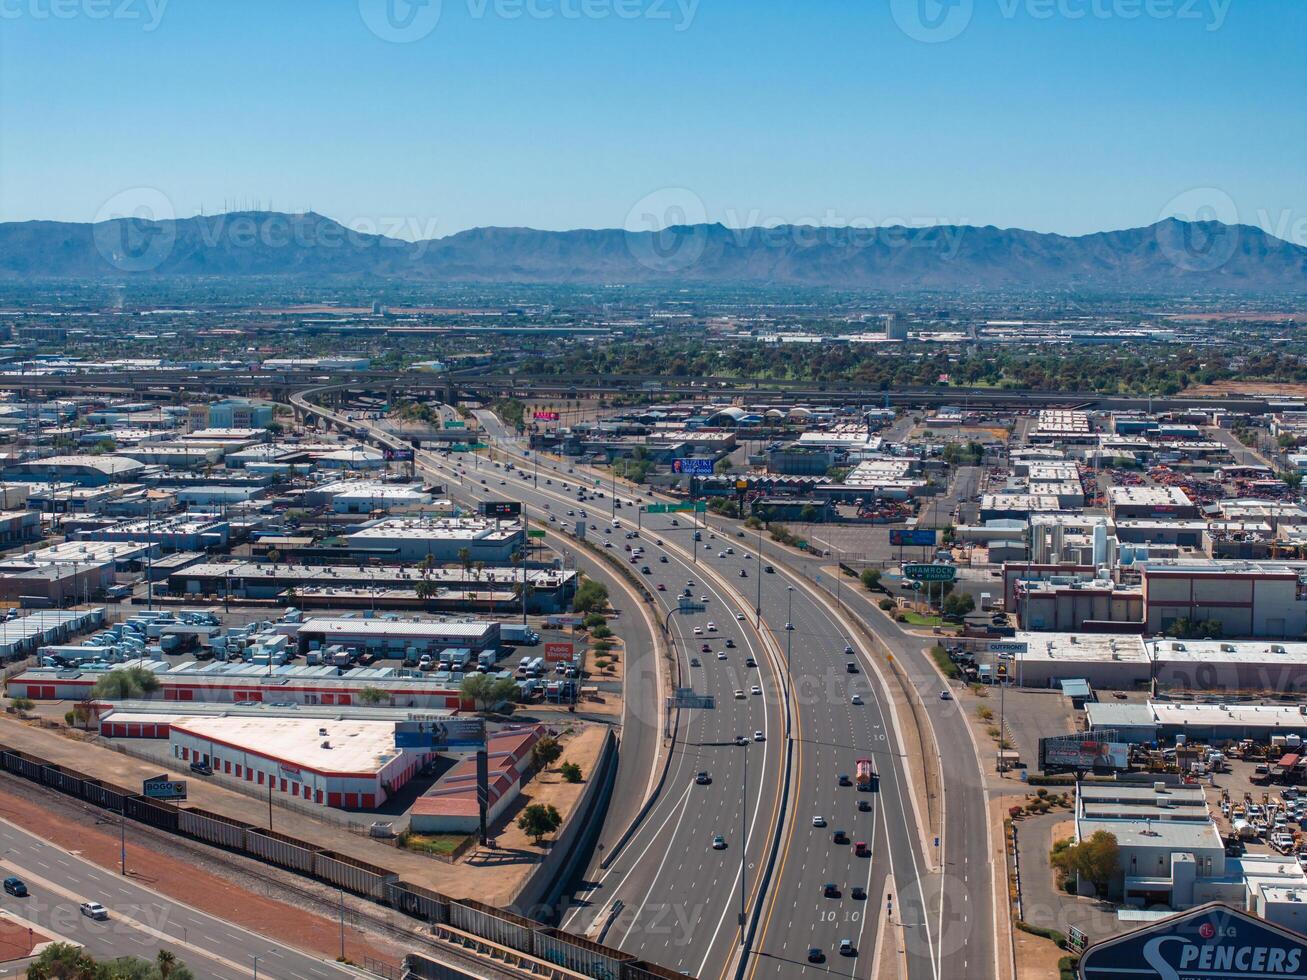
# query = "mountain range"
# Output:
<box><xmin>0</xmin><ymin>211</ymin><xmax>1303</xmax><ymax>291</ymax></box>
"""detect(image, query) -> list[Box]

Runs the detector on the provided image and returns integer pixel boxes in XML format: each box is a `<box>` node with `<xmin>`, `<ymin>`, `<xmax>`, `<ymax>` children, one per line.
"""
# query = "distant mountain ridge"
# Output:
<box><xmin>0</xmin><ymin>210</ymin><xmax>1303</xmax><ymax>291</ymax></box>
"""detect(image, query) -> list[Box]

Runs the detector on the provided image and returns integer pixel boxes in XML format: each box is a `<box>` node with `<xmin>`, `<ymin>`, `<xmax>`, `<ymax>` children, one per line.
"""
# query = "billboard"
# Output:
<box><xmin>383</xmin><ymin>448</ymin><xmax>414</xmax><ymax>462</ymax></box>
<box><xmin>1039</xmin><ymin>735</ymin><xmax>1129</xmax><ymax>772</ymax></box>
<box><xmin>1079</xmin><ymin>902</ymin><xmax>1307</xmax><ymax>980</ymax></box>
<box><xmin>890</xmin><ymin>528</ymin><xmax>938</xmax><ymax>547</ymax></box>
<box><xmin>544</xmin><ymin>642</ymin><xmax>574</xmax><ymax>663</ymax></box>
<box><xmin>672</xmin><ymin>458</ymin><xmax>714</xmax><ymax>476</ymax></box>
<box><xmin>480</xmin><ymin>500</ymin><xmax>522</xmax><ymax>519</ymax></box>
<box><xmin>394</xmin><ymin>718</ymin><xmax>487</xmax><ymax>749</ymax></box>
<box><xmin>142</xmin><ymin>775</ymin><xmax>186</xmax><ymax>801</ymax></box>
<box><xmin>533</xmin><ymin>411</ymin><xmax>560</xmax><ymax>421</ymax></box>
<box><xmin>903</xmin><ymin>563</ymin><xmax>957</xmax><ymax>583</ymax></box>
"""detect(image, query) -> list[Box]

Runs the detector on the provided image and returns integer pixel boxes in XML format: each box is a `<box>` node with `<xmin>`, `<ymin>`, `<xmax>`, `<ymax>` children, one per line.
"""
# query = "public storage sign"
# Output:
<box><xmin>1080</xmin><ymin>903</ymin><xmax>1307</xmax><ymax>980</ymax></box>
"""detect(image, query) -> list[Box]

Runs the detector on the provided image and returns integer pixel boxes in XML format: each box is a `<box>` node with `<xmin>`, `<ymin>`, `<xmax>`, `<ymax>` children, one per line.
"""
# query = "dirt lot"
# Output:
<box><xmin>1183</xmin><ymin>381</ymin><xmax>1307</xmax><ymax>397</ymax></box>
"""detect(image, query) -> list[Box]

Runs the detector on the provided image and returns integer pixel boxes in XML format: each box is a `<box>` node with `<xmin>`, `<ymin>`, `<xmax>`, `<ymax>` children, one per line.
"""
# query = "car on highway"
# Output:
<box><xmin>939</xmin><ymin>690</ymin><xmax>953</xmax><ymax>700</ymax></box>
<box><xmin>833</xmin><ymin>829</ymin><xmax>849</xmax><ymax>844</ymax></box>
<box><xmin>753</xmin><ymin>730</ymin><xmax>765</xmax><ymax>742</ymax></box>
<box><xmin>724</xmin><ymin>638</ymin><xmax>735</xmax><ymax>648</ymax></box>
<box><xmin>851</xmin><ymin>694</ymin><xmax>863</xmax><ymax>705</ymax></box>
<box><xmin>80</xmin><ymin>902</ymin><xmax>109</xmax><ymax>920</ymax></box>
<box><xmin>812</xmin><ymin>815</ymin><xmax>826</xmax><ymax>827</ymax></box>
<box><xmin>706</xmin><ymin>621</ymin><xmax>717</xmax><ymax>631</ymax></box>
<box><xmin>660</xmin><ymin>555</ymin><xmax>668</xmax><ymax>563</ymax></box>
<box><xmin>764</xmin><ymin>565</ymin><xmax>775</xmax><ymax>573</ymax></box>
<box><xmin>822</xmin><ymin>883</ymin><xmax>839</xmax><ymax>898</ymax></box>
<box><xmin>654</xmin><ymin>539</ymin><xmax>662</xmax><ymax>546</ymax></box>
<box><xmin>844</xmin><ymin>644</ymin><xmax>855</xmax><ymax>655</ymax></box>
<box><xmin>739</xmin><ymin>569</ymin><xmax>747</xmax><ymax>577</ymax></box>
<box><xmin>717</xmin><ymin>551</ymin><xmax>726</xmax><ymax>558</ymax></box>
<box><xmin>734</xmin><ymin>690</ymin><xmax>745</xmax><ymax>699</ymax></box>
<box><xmin>838</xmin><ymin>773</ymin><xmax>852</xmax><ymax>787</ymax></box>
<box><xmin>736</xmin><ymin>612</ymin><xmax>745</xmax><ymax>620</ymax></box>
<box><xmin>846</xmin><ymin>662</ymin><xmax>859</xmax><ymax>673</ymax></box>
<box><xmin>690</xmin><ymin>657</ymin><xmax>701</xmax><ymax>667</ymax></box>
<box><xmin>696</xmin><ymin>771</ymin><xmax>712</xmax><ymax>785</ymax></box>
<box><xmin>750</xmin><ymin>685</ymin><xmax>761</xmax><ymax>695</ymax></box>
<box><xmin>700</xmin><ymin>596</ymin><xmax>709</xmax><ymax>603</ymax></box>
<box><xmin>641</xmin><ymin>565</ymin><xmax>651</xmax><ymax>574</ymax></box>
<box><xmin>3</xmin><ymin>876</ymin><xmax>27</xmax><ymax>897</ymax></box>
<box><xmin>701</xmin><ymin>643</ymin><xmax>712</xmax><ymax>653</ymax></box>
<box><xmin>857</xmin><ymin>799</ymin><xmax>872</xmax><ymax>812</ymax></box>
<box><xmin>745</xmin><ymin>657</ymin><xmax>757</xmax><ymax>667</ymax></box>
<box><xmin>693</xmin><ymin>626</ymin><xmax>703</xmax><ymax>635</ymax></box>
<box><xmin>734</xmin><ymin>735</ymin><xmax>749</xmax><ymax>746</ymax></box>
<box><xmin>851</xmin><ymin>885</ymin><xmax>867</xmax><ymax>900</ymax></box>
<box><xmin>839</xmin><ymin>940</ymin><xmax>856</xmax><ymax>957</ymax></box>
<box><xmin>717</xmin><ymin>651</ymin><xmax>727</xmax><ymax>660</ymax></box>
<box><xmin>854</xmin><ymin>841</ymin><xmax>869</xmax><ymax>857</ymax></box>
<box><xmin>712</xmin><ymin>835</ymin><xmax>727</xmax><ymax>850</ymax></box>
<box><xmin>657</xmin><ymin>583</ymin><xmax>666</xmax><ymax>591</ymax></box>
<box><xmin>807</xmin><ymin>948</ymin><xmax>825</xmax><ymax>964</ymax></box>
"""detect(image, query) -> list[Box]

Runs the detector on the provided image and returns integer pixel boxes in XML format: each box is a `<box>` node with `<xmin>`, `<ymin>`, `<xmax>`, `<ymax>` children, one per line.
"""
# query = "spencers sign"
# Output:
<box><xmin>1080</xmin><ymin>903</ymin><xmax>1307</xmax><ymax>980</ymax></box>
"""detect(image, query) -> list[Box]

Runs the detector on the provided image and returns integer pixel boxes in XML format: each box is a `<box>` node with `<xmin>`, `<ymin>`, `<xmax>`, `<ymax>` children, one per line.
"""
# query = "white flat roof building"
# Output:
<box><xmin>344</xmin><ymin>517</ymin><xmax>523</xmax><ymax>563</ymax></box>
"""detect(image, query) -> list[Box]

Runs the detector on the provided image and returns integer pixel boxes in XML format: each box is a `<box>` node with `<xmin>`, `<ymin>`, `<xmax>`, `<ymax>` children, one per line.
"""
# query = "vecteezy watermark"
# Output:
<box><xmin>1154</xmin><ymin>186</ymin><xmax>1240</xmax><ymax>273</ymax></box>
<box><xmin>623</xmin><ymin>187</ymin><xmax>710</xmax><ymax>275</ymax></box>
<box><xmin>0</xmin><ymin>0</ymin><xmax>169</xmax><ymax>31</ymax></box>
<box><xmin>892</xmin><ymin>0</ymin><xmax>1231</xmax><ymax>43</ymax></box>
<box><xmin>360</xmin><ymin>0</ymin><xmax>697</xmax><ymax>43</ymax></box>
<box><xmin>92</xmin><ymin>187</ymin><xmax>177</xmax><ymax>273</ymax></box>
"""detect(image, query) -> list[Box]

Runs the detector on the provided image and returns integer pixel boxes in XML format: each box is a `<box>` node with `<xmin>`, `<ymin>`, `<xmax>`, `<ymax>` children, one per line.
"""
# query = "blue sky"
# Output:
<box><xmin>1</xmin><ymin>0</ymin><xmax>1302</xmax><ymax>241</ymax></box>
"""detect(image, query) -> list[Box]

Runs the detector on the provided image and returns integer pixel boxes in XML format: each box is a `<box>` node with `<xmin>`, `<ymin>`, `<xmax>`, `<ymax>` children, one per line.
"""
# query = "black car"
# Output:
<box><xmin>851</xmin><ymin>886</ymin><xmax>867</xmax><ymax>901</ymax></box>
<box><xmin>807</xmin><ymin>948</ymin><xmax>825</xmax><ymax>964</ymax></box>
<box><xmin>846</xmin><ymin>662</ymin><xmax>859</xmax><ymax>674</ymax></box>
<box><xmin>823</xmin><ymin>882</ymin><xmax>840</xmax><ymax>898</ymax></box>
<box><xmin>695</xmin><ymin>771</ymin><xmax>712</xmax><ymax>785</ymax></box>
<box><xmin>833</xmin><ymin>829</ymin><xmax>849</xmax><ymax>844</ymax></box>
<box><xmin>190</xmin><ymin>760</ymin><xmax>213</xmax><ymax>776</ymax></box>
<box><xmin>764</xmin><ymin>565</ymin><xmax>775</xmax><ymax>573</ymax></box>
<box><xmin>3</xmin><ymin>877</ymin><xmax>27</xmax><ymax>897</ymax></box>
<box><xmin>838</xmin><ymin>773</ymin><xmax>852</xmax><ymax>787</ymax></box>
<box><xmin>857</xmin><ymin>799</ymin><xmax>872</xmax><ymax>812</ymax></box>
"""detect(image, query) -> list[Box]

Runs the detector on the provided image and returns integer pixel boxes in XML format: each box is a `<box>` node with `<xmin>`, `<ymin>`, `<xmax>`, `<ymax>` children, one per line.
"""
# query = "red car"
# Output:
<box><xmin>657</xmin><ymin>583</ymin><xmax>666</xmax><ymax>591</ymax></box>
<box><xmin>701</xmin><ymin>643</ymin><xmax>711</xmax><ymax>653</ymax></box>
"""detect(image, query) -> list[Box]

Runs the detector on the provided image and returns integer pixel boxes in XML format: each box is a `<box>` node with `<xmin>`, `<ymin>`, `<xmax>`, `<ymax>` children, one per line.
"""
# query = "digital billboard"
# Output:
<box><xmin>142</xmin><ymin>775</ymin><xmax>187</xmax><ymax>801</ymax></box>
<box><xmin>671</xmin><ymin>458</ymin><xmax>714</xmax><ymax>476</ymax></box>
<box><xmin>533</xmin><ymin>411</ymin><xmax>560</xmax><ymax>421</ymax></box>
<box><xmin>480</xmin><ymin>500</ymin><xmax>522</xmax><ymax>519</ymax></box>
<box><xmin>1039</xmin><ymin>735</ymin><xmax>1129</xmax><ymax>772</ymax></box>
<box><xmin>383</xmin><ymin>448</ymin><xmax>414</xmax><ymax>462</ymax></box>
<box><xmin>890</xmin><ymin>528</ymin><xmax>938</xmax><ymax>547</ymax></box>
<box><xmin>394</xmin><ymin>718</ymin><xmax>486</xmax><ymax>749</ymax></box>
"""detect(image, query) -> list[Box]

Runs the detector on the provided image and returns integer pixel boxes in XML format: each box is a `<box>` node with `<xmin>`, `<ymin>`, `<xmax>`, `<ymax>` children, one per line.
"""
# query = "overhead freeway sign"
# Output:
<box><xmin>903</xmin><ymin>563</ymin><xmax>957</xmax><ymax>583</ymax></box>
<box><xmin>667</xmin><ymin>688</ymin><xmax>714</xmax><ymax>709</ymax></box>
<box><xmin>646</xmin><ymin>502</ymin><xmax>707</xmax><ymax>514</ymax></box>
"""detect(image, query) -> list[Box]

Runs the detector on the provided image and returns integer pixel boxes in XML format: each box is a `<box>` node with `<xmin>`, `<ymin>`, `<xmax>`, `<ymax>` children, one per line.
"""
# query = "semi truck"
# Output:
<box><xmin>856</xmin><ymin>758</ymin><xmax>878</xmax><ymax>792</ymax></box>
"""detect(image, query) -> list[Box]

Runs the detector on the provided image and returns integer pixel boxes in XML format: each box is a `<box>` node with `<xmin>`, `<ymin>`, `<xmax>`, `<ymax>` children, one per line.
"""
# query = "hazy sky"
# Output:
<box><xmin>1</xmin><ymin>0</ymin><xmax>1302</xmax><ymax>242</ymax></box>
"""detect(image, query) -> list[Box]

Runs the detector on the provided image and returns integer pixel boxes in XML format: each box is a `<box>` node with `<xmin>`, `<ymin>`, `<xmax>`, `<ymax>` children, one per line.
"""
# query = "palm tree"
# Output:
<box><xmin>458</xmin><ymin>548</ymin><xmax>472</xmax><ymax>575</ymax></box>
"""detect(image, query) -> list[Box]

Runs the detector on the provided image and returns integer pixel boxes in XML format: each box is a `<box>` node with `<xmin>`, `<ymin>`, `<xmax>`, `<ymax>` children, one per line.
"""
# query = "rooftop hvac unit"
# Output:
<box><xmin>1221</xmin><ymin>644</ymin><xmax>1236</xmax><ymax>653</ymax></box>
<box><xmin>318</xmin><ymin>727</ymin><xmax>328</xmax><ymax>736</ymax></box>
<box><xmin>1172</xmin><ymin>642</ymin><xmax>1186</xmax><ymax>651</ymax></box>
<box><xmin>321</xmin><ymin>740</ymin><xmax>331</xmax><ymax>749</ymax></box>
<box><xmin>1273</xmin><ymin>645</ymin><xmax>1288</xmax><ymax>655</ymax></box>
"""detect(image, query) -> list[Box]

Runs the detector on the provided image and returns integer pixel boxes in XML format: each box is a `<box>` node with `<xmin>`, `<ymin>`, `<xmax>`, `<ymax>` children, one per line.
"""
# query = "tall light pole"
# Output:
<box><xmin>739</xmin><ymin>739</ymin><xmax>748</xmax><ymax>948</ymax></box>
<box><xmin>784</xmin><ymin>586</ymin><xmax>795</xmax><ymax>701</ymax></box>
<box><xmin>755</xmin><ymin>521</ymin><xmax>763</xmax><ymax>629</ymax></box>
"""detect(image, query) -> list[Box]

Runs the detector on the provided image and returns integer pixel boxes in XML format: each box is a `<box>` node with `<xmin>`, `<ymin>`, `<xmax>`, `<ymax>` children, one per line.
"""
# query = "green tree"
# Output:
<box><xmin>457</xmin><ymin>547</ymin><xmax>472</xmax><ymax>575</ymax></box>
<box><xmin>357</xmin><ymin>686</ymin><xmax>389</xmax><ymax>705</ymax></box>
<box><xmin>530</xmin><ymin>735</ymin><xmax>563</xmax><ymax>772</ymax></box>
<box><xmin>560</xmin><ymin>761</ymin><xmax>582</xmax><ymax>783</ymax></box>
<box><xmin>1050</xmin><ymin>831</ymin><xmax>1120</xmax><ymax>897</ymax></box>
<box><xmin>942</xmin><ymin>592</ymin><xmax>975</xmax><ymax>619</ymax></box>
<box><xmin>573</xmin><ymin>579</ymin><xmax>610</xmax><ymax>615</ymax></box>
<box><xmin>461</xmin><ymin>673</ymin><xmax>520</xmax><ymax>711</ymax></box>
<box><xmin>9</xmin><ymin>696</ymin><xmax>34</xmax><ymax>714</ymax></box>
<box><xmin>860</xmin><ymin>568</ymin><xmax>882</xmax><ymax>591</ymax></box>
<box><xmin>414</xmin><ymin>580</ymin><xmax>437</xmax><ymax>602</ymax></box>
<box><xmin>517</xmin><ymin>802</ymin><xmax>562</xmax><ymax>844</ymax></box>
<box><xmin>91</xmin><ymin>666</ymin><xmax>161</xmax><ymax>700</ymax></box>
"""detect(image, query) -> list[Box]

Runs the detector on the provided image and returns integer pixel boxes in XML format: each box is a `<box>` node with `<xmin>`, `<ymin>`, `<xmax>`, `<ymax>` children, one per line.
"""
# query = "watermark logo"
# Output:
<box><xmin>359</xmin><ymin>0</ymin><xmax>443</xmax><ymax>43</ymax></box>
<box><xmin>0</xmin><ymin>0</ymin><xmax>170</xmax><ymax>31</ymax></box>
<box><xmin>891</xmin><ymin>0</ymin><xmax>974</xmax><ymax>43</ymax></box>
<box><xmin>624</xmin><ymin>187</ymin><xmax>709</xmax><ymax>275</ymax></box>
<box><xmin>1155</xmin><ymin>186</ymin><xmax>1240</xmax><ymax>273</ymax></box>
<box><xmin>92</xmin><ymin>187</ymin><xmax>176</xmax><ymax>273</ymax></box>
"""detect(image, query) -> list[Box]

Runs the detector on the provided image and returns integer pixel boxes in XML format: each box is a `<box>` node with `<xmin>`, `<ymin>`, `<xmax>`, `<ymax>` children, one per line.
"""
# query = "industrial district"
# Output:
<box><xmin>0</xmin><ymin>299</ymin><xmax>1305</xmax><ymax>980</ymax></box>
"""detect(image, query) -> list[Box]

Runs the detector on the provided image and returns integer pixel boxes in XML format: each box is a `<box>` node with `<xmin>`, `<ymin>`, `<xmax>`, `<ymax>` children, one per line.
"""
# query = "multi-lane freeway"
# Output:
<box><xmin>292</xmin><ymin>389</ymin><xmax>998</xmax><ymax>980</ymax></box>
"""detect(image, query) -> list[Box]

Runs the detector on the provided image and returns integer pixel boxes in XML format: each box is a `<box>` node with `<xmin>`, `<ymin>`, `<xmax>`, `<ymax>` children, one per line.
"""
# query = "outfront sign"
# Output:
<box><xmin>672</xmin><ymin>458</ymin><xmax>714</xmax><ymax>476</ymax></box>
<box><xmin>1080</xmin><ymin>902</ymin><xmax>1307</xmax><ymax>980</ymax></box>
<box><xmin>142</xmin><ymin>774</ymin><xmax>186</xmax><ymax>801</ymax></box>
<box><xmin>890</xmin><ymin>528</ymin><xmax>937</xmax><ymax>547</ymax></box>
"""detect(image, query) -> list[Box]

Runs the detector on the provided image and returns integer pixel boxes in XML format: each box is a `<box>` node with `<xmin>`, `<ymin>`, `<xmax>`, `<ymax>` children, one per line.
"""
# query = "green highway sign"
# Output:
<box><xmin>443</xmin><ymin>420</ymin><xmax>466</xmax><ymax>429</ymax></box>
<box><xmin>527</xmin><ymin>529</ymin><xmax>547</xmax><ymax>539</ymax></box>
<box><xmin>903</xmin><ymin>563</ymin><xmax>957</xmax><ymax>583</ymax></box>
<box><xmin>645</xmin><ymin>504</ymin><xmax>669</xmax><ymax>514</ymax></box>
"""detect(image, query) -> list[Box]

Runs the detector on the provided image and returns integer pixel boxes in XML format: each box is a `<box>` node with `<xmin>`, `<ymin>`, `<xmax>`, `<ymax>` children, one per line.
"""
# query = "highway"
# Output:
<box><xmin>0</xmin><ymin>817</ymin><xmax>356</xmax><ymax>979</ymax></box>
<box><xmin>467</xmin><ymin>413</ymin><xmax>957</xmax><ymax>980</ymax></box>
<box><xmin>294</xmin><ymin>392</ymin><xmax>789</xmax><ymax>980</ymax></box>
<box><xmin>295</xmin><ymin>390</ymin><xmax>995</xmax><ymax>980</ymax></box>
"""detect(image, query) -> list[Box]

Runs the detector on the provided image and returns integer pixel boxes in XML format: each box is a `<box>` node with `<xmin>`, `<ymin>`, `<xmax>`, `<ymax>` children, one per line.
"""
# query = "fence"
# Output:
<box><xmin>0</xmin><ymin>741</ymin><xmax>680</xmax><ymax>980</ymax></box>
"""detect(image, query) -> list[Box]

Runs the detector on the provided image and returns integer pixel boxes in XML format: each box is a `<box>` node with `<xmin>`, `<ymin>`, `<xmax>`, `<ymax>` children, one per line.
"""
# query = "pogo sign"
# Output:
<box><xmin>1080</xmin><ymin>902</ymin><xmax>1307</xmax><ymax>980</ymax></box>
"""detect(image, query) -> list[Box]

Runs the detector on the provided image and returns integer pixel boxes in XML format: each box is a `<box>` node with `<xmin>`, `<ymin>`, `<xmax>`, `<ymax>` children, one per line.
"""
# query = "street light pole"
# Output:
<box><xmin>755</xmin><ymin>522</ymin><xmax>763</xmax><ymax>629</ymax></box>
<box><xmin>739</xmin><ymin>739</ymin><xmax>748</xmax><ymax>948</ymax></box>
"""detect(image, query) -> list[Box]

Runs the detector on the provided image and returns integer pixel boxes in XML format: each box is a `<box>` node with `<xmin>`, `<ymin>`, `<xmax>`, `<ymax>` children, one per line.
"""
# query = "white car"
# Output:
<box><xmin>734</xmin><ymin>690</ymin><xmax>746</xmax><ymax>699</ymax></box>
<box><xmin>812</xmin><ymin>815</ymin><xmax>826</xmax><ymax>827</ymax></box>
<box><xmin>79</xmin><ymin>902</ymin><xmax>108</xmax><ymax>921</ymax></box>
<box><xmin>693</xmin><ymin>626</ymin><xmax>703</xmax><ymax>635</ymax></box>
<box><xmin>753</xmin><ymin>730</ymin><xmax>765</xmax><ymax>742</ymax></box>
<box><xmin>718</xmin><ymin>552</ymin><xmax>726</xmax><ymax>558</ymax></box>
<box><xmin>736</xmin><ymin>613</ymin><xmax>745</xmax><ymax>621</ymax></box>
<box><xmin>707</xmin><ymin>622</ymin><xmax>717</xmax><ymax>632</ymax></box>
<box><xmin>717</xmin><ymin>652</ymin><xmax>728</xmax><ymax>660</ymax></box>
<box><xmin>751</xmin><ymin>685</ymin><xmax>762</xmax><ymax>695</ymax></box>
